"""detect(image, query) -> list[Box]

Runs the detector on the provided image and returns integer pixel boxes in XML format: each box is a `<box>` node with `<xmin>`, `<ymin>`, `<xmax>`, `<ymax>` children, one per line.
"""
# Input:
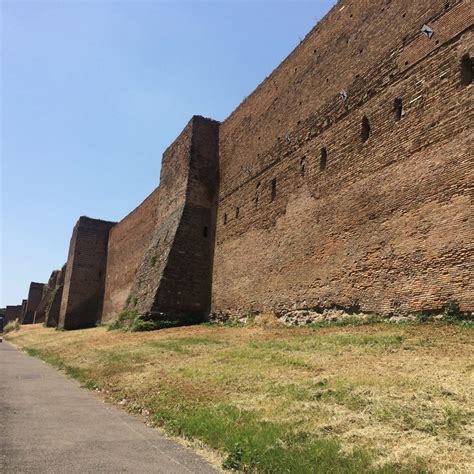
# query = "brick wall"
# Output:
<box><xmin>34</xmin><ymin>269</ymin><xmax>61</xmax><ymax>324</ymax></box>
<box><xmin>12</xmin><ymin>0</ymin><xmax>471</xmax><ymax>326</ymax></box>
<box><xmin>126</xmin><ymin>116</ymin><xmax>220</xmax><ymax>322</ymax></box>
<box><xmin>20</xmin><ymin>299</ymin><xmax>27</xmax><ymax>322</ymax></box>
<box><xmin>44</xmin><ymin>263</ymin><xmax>66</xmax><ymax>327</ymax></box>
<box><xmin>211</xmin><ymin>0</ymin><xmax>473</xmax><ymax>316</ymax></box>
<box><xmin>59</xmin><ymin>217</ymin><xmax>115</xmax><ymax>329</ymax></box>
<box><xmin>5</xmin><ymin>305</ymin><xmax>22</xmax><ymax>324</ymax></box>
<box><xmin>102</xmin><ymin>188</ymin><xmax>161</xmax><ymax>323</ymax></box>
<box><xmin>22</xmin><ymin>282</ymin><xmax>45</xmax><ymax>324</ymax></box>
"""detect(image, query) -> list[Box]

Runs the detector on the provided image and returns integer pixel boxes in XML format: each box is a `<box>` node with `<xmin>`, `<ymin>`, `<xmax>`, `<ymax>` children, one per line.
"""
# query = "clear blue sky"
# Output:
<box><xmin>1</xmin><ymin>0</ymin><xmax>335</xmax><ymax>307</ymax></box>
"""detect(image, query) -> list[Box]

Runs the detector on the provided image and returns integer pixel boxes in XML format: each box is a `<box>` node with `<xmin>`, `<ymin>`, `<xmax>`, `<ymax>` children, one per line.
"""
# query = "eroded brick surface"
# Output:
<box><xmin>126</xmin><ymin>116</ymin><xmax>220</xmax><ymax>322</ymax></box>
<box><xmin>44</xmin><ymin>264</ymin><xmax>66</xmax><ymax>328</ymax></box>
<box><xmin>102</xmin><ymin>189</ymin><xmax>161</xmax><ymax>323</ymax></box>
<box><xmin>34</xmin><ymin>270</ymin><xmax>62</xmax><ymax>324</ymax></box>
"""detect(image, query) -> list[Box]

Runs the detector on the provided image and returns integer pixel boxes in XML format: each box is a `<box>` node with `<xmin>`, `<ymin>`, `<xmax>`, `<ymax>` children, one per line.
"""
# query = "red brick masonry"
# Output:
<box><xmin>21</xmin><ymin>0</ymin><xmax>473</xmax><ymax>328</ymax></box>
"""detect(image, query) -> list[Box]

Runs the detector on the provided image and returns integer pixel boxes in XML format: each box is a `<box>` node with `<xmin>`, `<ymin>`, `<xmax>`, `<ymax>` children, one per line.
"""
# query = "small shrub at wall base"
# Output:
<box><xmin>108</xmin><ymin>309</ymin><xmax>140</xmax><ymax>331</ymax></box>
<box><xmin>3</xmin><ymin>319</ymin><xmax>21</xmax><ymax>333</ymax></box>
<box><xmin>130</xmin><ymin>311</ymin><xmax>206</xmax><ymax>332</ymax></box>
<box><xmin>415</xmin><ymin>311</ymin><xmax>432</xmax><ymax>323</ymax></box>
<box><xmin>108</xmin><ymin>310</ymin><xmax>205</xmax><ymax>332</ymax></box>
<box><xmin>443</xmin><ymin>299</ymin><xmax>470</xmax><ymax>322</ymax></box>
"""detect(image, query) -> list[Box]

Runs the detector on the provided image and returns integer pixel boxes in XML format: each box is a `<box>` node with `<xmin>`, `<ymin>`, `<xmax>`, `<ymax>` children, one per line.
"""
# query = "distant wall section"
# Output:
<box><xmin>59</xmin><ymin>217</ymin><xmax>115</xmax><ymax>329</ymax></box>
<box><xmin>22</xmin><ymin>282</ymin><xmax>45</xmax><ymax>324</ymax></box>
<box><xmin>44</xmin><ymin>264</ymin><xmax>66</xmax><ymax>328</ymax></box>
<box><xmin>34</xmin><ymin>269</ymin><xmax>61</xmax><ymax>324</ymax></box>
<box><xmin>5</xmin><ymin>305</ymin><xmax>22</xmax><ymax>324</ymax></box>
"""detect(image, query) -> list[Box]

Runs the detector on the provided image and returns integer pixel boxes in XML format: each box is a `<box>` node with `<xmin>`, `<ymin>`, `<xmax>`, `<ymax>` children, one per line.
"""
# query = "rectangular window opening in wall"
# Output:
<box><xmin>394</xmin><ymin>98</ymin><xmax>403</xmax><ymax>121</ymax></box>
<box><xmin>223</xmin><ymin>213</ymin><xmax>228</xmax><ymax>225</ymax></box>
<box><xmin>461</xmin><ymin>54</ymin><xmax>472</xmax><ymax>86</ymax></box>
<box><xmin>361</xmin><ymin>116</ymin><xmax>371</xmax><ymax>142</ymax></box>
<box><xmin>235</xmin><ymin>207</ymin><xmax>240</xmax><ymax>218</ymax></box>
<box><xmin>320</xmin><ymin>147</ymin><xmax>327</xmax><ymax>171</ymax></box>
<box><xmin>255</xmin><ymin>182</ymin><xmax>261</xmax><ymax>208</ymax></box>
<box><xmin>300</xmin><ymin>157</ymin><xmax>306</xmax><ymax>176</ymax></box>
<box><xmin>203</xmin><ymin>226</ymin><xmax>208</xmax><ymax>237</ymax></box>
<box><xmin>271</xmin><ymin>178</ymin><xmax>277</xmax><ymax>202</ymax></box>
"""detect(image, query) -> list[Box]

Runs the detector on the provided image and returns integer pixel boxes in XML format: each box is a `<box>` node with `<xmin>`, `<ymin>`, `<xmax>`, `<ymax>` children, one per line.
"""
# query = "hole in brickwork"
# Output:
<box><xmin>235</xmin><ymin>207</ymin><xmax>240</xmax><ymax>218</ymax></box>
<box><xmin>300</xmin><ymin>157</ymin><xmax>306</xmax><ymax>176</ymax></box>
<box><xmin>361</xmin><ymin>116</ymin><xmax>371</xmax><ymax>143</ymax></box>
<box><xmin>271</xmin><ymin>178</ymin><xmax>277</xmax><ymax>202</ymax></box>
<box><xmin>98</xmin><ymin>271</ymin><xmax>102</xmax><ymax>278</ymax></box>
<box><xmin>461</xmin><ymin>54</ymin><xmax>473</xmax><ymax>86</ymax></box>
<box><xmin>393</xmin><ymin>98</ymin><xmax>403</xmax><ymax>121</ymax></box>
<box><xmin>203</xmin><ymin>226</ymin><xmax>208</xmax><ymax>237</ymax></box>
<box><xmin>255</xmin><ymin>181</ymin><xmax>261</xmax><ymax>208</ymax></box>
<box><xmin>320</xmin><ymin>147</ymin><xmax>327</xmax><ymax>171</ymax></box>
<box><xmin>223</xmin><ymin>214</ymin><xmax>228</xmax><ymax>225</ymax></box>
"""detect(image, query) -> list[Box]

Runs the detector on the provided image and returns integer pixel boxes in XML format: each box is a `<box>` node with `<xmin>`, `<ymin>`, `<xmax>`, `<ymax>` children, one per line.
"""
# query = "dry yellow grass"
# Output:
<box><xmin>7</xmin><ymin>320</ymin><xmax>473</xmax><ymax>472</ymax></box>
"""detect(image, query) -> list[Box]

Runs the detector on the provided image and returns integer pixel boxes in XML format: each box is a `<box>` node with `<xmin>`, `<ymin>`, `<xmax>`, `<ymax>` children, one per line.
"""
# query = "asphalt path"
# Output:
<box><xmin>0</xmin><ymin>340</ymin><xmax>217</xmax><ymax>473</ymax></box>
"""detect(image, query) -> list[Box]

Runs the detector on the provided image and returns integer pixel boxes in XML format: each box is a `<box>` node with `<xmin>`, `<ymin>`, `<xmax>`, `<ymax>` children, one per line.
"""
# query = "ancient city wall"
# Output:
<box><xmin>22</xmin><ymin>282</ymin><xmax>45</xmax><ymax>324</ymax></box>
<box><xmin>125</xmin><ymin>116</ymin><xmax>220</xmax><ymax>322</ymax></box>
<box><xmin>102</xmin><ymin>188</ymin><xmax>161</xmax><ymax>323</ymax></box>
<box><xmin>5</xmin><ymin>305</ymin><xmax>22</xmax><ymax>324</ymax></box>
<box><xmin>34</xmin><ymin>269</ymin><xmax>61</xmax><ymax>324</ymax></box>
<box><xmin>59</xmin><ymin>217</ymin><xmax>115</xmax><ymax>329</ymax></box>
<box><xmin>212</xmin><ymin>0</ymin><xmax>473</xmax><ymax>315</ymax></box>
<box><xmin>20</xmin><ymin>299</ymin><xmax>27</xmax><ymax>322</ymax></box>
<box><xmin>9</xmin><ymin>0</ymin><xmax>472</xmax><ymax>327</ymax></box>
<box><xmin>44</xmin><ymin>264</ymin><xmax>66</xmax><ymax>327</ymax></box>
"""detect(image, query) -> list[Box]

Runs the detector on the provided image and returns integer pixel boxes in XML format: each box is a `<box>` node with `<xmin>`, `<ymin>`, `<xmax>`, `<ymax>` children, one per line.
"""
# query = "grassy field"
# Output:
<box><xmin>6</xmin><ymin>320</ymin><xmax>473</xmax><ymax>473</ymax></box>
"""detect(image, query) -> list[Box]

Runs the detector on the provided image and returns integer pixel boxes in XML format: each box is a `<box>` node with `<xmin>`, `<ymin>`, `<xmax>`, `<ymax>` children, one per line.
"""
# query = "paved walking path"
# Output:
<box><xmin>0</xmin><ymin>341</ymin><xmax>217</xmax><ymax>473</ymax></box>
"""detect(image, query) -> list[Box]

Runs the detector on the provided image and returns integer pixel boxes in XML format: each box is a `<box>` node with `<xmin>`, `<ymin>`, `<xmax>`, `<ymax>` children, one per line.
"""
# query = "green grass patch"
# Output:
<box><xmin>146</xmin><ymin>336</ymin><xmax>223</xmax><ymax>354</ymax></box>
<box><xmin>149</xmin><ymin>400</ymin><xmax>420</xmax><ymax>473</ymax></box>
<box><xmin>221</xmin><ymin>344</ymin><xmax>312</xmax><ymax>369</ymax></box>
<box><xmin>24</xmin><ymin>347</ymin><xmax>97</xmax><ymax>389</ymax></box>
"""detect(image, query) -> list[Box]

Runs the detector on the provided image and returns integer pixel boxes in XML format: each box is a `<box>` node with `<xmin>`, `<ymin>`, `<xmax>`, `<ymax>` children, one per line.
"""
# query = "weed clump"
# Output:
<box><xmin>443</xmin><ymin>299</ymin><xmax>469</xmax><ymax>322</ymax></box>
<box><xmin>415</xmin><ymin>310</ymin><xmax>432</xmax><ymax>323</ymax></box>
<box><xmin>108</xmin><ymin>310</ymin><xmax>205</xmax><ymax>332</ymax></box>
<box><xmin>4</xmin><ymin>319</ymin><xmax>21</xmax><ymax>333</ymax></box>
<box><xmin>108</xmin><ymin>309</ymin><xmax>140</xmax><ymax>331</ymax></box>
